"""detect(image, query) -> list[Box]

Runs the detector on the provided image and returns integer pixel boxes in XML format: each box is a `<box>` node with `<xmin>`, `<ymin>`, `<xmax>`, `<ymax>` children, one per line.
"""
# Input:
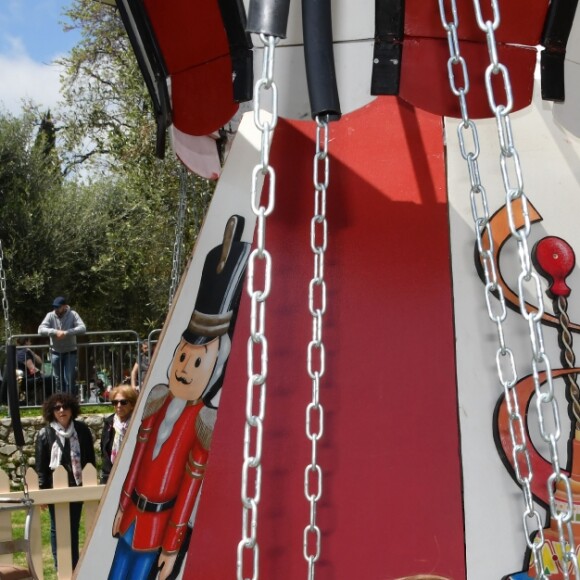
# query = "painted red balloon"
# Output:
<box><xmin>534</xmin><ymin>236</ymin><xmax>576</xmax><ymax>297</ymax></box>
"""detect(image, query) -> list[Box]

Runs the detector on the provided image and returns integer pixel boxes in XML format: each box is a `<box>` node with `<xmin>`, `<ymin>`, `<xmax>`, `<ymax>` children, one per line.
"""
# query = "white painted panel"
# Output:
<box><xmin>553</xmin><ymin>59</ymin><xmax>580</xmax><ymax>137</ymax></box>
<box><xmin>242</xmin><ymin>0</ymin><xmax>376</xmax><ymax>119</ymax></box>
<box><xmin>551</xmin><ymin>7</ymin><xmax>580</xmax><ymax>136</ymax></box>
<box><xmin>252</xmin><ymin>40</ymin><xmax>376</xmax><ymax>120</ymax></box>
<box><xmin>78</xmin><ymin>111</ymin><xmax>264</xmax><ymax>578</ymax></box>
<box><xmin>448</xmin><ymin>82</ymin><xmax>580</xmax><ymax>578</ymax></box>
<box><xmin>242</xmin><ymin>0</ymin><xmax>374</xmax><ymax>44</ymax></box>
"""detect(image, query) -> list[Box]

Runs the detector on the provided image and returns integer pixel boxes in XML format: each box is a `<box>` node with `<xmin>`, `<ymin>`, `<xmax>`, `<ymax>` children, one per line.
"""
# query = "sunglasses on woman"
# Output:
<box><xmin>112</xmin><ymin>399</ymin><xmax>129</xmax><ymax>406</ymax></box>
<box><xmin>52</xmin><ymin>404</ymin><xmax>70</xmax><ymax>411</ymax></box>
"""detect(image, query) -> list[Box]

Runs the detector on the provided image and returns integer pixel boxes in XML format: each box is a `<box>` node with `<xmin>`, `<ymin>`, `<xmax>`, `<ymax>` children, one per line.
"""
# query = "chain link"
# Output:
<box><xmin>303</xmin><ymin>116</ymin><xmax>329</xmax><ymax>579</ymax></box>
<box><xmin>168</xmin><ymin>167</ymin><xmax>189</xmax><ymax>308</ymax></box>
<box><xmin>473</xmin><ymin>1</ymin><xmax>579</xmax><ymax>575</ymax></box>
<box><xmin>0</xmin><ymin>240</ymin><xmax>11</xmax><ymax>343</ymax></box>
<box><xmin>17</xmin><ymin>453</ymin><xmax>29</xmax><ymax>498</ymax></box>
<box><xmin>438</xmin><ymin>0</ymin><xmax>553</xmax><ymax>576</ymax></box>
<box><xmin>237</xmin><ymin>33</ymin><xmax>279</xmax><ymax>580</ymax></box>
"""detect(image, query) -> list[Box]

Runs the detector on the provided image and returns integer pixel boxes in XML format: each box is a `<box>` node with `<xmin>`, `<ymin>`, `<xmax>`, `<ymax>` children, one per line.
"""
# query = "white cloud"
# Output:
<box><xmin>0</xmin><ymin>36</ymin><xmax>65</xmax><ymax>115</ymax></box>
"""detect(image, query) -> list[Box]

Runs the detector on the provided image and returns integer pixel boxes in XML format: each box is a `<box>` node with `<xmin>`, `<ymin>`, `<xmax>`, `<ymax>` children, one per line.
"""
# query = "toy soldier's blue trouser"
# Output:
<box><xmin>108</xmin><ymin>522</ymin><xmax>159</xmax><ymax>580</ymax></box>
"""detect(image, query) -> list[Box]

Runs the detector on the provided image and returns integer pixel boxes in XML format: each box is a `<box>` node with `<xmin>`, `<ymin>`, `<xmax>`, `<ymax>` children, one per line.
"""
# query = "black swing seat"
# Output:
<box><xmin>0</xmin><ymin>498</ymin><xmax>36</xmax><ymax>580</ymax></box>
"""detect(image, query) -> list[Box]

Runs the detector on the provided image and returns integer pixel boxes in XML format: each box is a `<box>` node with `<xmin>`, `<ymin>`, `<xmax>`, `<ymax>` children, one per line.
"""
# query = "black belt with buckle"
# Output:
<box><xmin>131</xmin><ymin>490</ymin><xmax>176</xmax><ymax>513</ymax></box>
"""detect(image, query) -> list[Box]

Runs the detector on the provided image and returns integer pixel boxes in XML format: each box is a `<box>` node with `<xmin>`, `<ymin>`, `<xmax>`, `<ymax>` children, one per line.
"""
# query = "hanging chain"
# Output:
<box><xmin>0</xmin><ymin>240</ymin><xmax>11</xmax><ymax>343</ymax></box>
<box><xmin>17</xmin><ymin>453</ymin><xmax>29</xmax><ymax>498</ymax></box>
<box><xmin>438</xmin><ymin>1</ymin><xmax>551</xmax><ymax>576</ymax></box>
<box><xmin>303</xmin><ymin>116</ymin><xmax>329</xmax><ymax>579</ymax></box>
<box><xmin>237</xmin><ymin>33</ymin><xmax>279</xmax><ymax>580</ymax></box>
<box><xmin>474</xmin><ymin>1</ymin><xmax>579</xmax><ymax>576</ymax></box>
<box><xmin>168</xmin><ymin>167</ymin><xmax>189</xmax><ymax>308</ymax></box>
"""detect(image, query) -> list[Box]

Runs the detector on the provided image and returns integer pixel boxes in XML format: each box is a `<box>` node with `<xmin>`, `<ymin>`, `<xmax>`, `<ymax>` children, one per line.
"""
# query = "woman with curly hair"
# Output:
<box><xmin>35</xmin><ymin>392</ymin><xmax>95</xmax><ymax>570</ymax></box>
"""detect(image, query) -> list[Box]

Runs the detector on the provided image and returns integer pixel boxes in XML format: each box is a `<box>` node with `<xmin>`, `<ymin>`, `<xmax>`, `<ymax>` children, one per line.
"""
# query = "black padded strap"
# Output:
<box><xmin>541</xmin><ymin>0</ymin><xmax>580</xmax><ymax>102</ymax></box>
<box><xmin>302</xmin><ymin>0</ymin><xmax>341</xmax><ymax>120</ymax></box>
<box><xmin>217</xmin><ymin>0</ymin><xmax>254</xmax><ymax>103</ymax></box>
<box><xmin>5</xmin><ymin>345</ymin><xmax>24</xmax><ymax>447</ymax></box>
<box><xmin>371</xmin><ymin>0</ymin><xmax>405</xmax><ymax>96</ymax></box>
<box><xmin>115</xmin><ymin>0</ymin><xmax>171</xmax><ymax>157</ymax></box>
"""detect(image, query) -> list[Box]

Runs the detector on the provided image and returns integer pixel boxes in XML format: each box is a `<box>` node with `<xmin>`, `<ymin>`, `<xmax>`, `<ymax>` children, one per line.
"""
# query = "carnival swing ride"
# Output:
<box><xmin>46</xmin><ymin>0</ymin><xmax>580</xmax><ymax>578</ymax></box>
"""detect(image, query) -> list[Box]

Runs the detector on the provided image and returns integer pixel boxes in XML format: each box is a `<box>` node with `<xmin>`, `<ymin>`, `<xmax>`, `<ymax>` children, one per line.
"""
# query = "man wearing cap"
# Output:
<box><xmin>38</xmin><ymin>297</ymin><xmax>86</xmax><ymax>395</ymax></box>
<box><xmin>108</xmin><ymin>216</ymin><xmax>249</xmax><ymax>580</ymax></box>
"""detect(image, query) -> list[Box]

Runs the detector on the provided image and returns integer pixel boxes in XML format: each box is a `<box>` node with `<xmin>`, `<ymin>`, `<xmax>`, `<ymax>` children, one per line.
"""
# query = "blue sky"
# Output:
<box><xmin>0</xmin><ymin>0</ymin><xmax>80</xmax><ymax>115</ymax></box>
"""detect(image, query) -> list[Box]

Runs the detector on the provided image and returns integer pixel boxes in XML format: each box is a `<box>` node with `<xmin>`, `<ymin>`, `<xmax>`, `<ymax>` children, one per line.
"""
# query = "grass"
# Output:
<box><xmin>12</xmin><ymin>505</ymin><xmax>87</xmax><ymax>580</ymax></box>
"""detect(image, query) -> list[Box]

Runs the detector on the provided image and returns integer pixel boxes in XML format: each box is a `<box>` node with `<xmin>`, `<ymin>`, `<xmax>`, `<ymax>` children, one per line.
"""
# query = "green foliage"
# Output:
<box><xmin>0</xmin><ymin>0</ymin><xmax>215</xmax><ymax>337</ymax></box>
<box><xmin>0</xmin><ymin>112</ymin><xmax>64</xmax><ymax>330</ymax></box>
<box><xmin>58</xmin><ymin>0</ymin><xmax>155</xmax><ymax>177</ymax></box>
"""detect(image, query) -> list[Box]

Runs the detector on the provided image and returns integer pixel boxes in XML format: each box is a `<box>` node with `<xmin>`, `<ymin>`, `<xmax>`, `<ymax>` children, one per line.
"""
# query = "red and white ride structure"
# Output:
<box><xmin>80</xmin><ymin>1</ymin><xmax>580</xmax><ymax>579</ymax></box>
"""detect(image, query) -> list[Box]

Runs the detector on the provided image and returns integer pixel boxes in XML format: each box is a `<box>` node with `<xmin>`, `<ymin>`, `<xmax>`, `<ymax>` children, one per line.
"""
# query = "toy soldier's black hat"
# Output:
<box><xmin>182</xmin><ymin>214</ymin><xmax>250</xmax><ymax>345</ymax></box>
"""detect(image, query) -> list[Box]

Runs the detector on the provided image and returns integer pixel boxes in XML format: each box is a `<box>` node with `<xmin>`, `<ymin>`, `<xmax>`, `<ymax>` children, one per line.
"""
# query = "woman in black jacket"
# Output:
<box><xmin>35</xmin><ymin>392</ymin><xmax>95</xmax><ymax>570</ymax></box>
<box><xmin>100</xmin><ymin>385</ymin><xmax>137</xmax><ymax>484</ymax></box>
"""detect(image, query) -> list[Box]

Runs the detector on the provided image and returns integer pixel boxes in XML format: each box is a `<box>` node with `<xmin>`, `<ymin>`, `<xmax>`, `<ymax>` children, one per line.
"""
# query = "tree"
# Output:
<box><xmin>54</xmin><ymin>0</ymin><xmax>213</xmax><ymax>333</ymax></box>
<box><xmin>58</xmin><ymin>0</ymin><xmax>154</xmax><ymax>177</ymax></box>
<box><xmin>0</xmin><ymin>111</ymin><xmax>64</xmax><ymax>332</ymax></box>
<box><xmin>0</xmin><ymin>0</ymin><xmax>214</xmax><ymax>342</ymax></box>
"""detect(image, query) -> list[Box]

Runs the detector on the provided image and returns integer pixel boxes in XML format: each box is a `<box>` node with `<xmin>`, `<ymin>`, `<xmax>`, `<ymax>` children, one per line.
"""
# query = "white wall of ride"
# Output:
<box><xmin>448</xmin><ymin>77</ymin><xmax>580</xmax><ymax>578</ymax></box>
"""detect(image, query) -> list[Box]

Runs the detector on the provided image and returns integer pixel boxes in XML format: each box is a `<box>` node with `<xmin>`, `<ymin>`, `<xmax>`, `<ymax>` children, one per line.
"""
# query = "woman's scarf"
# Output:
<box><xmin>110</xmin><ymin>414</ymin><xmax>129</xmax><ymax>464</ymax></box>
<box><xmin>49</xmin><ymin>421</ymin><xmax>82</xmax><ymax>485</ymax></box>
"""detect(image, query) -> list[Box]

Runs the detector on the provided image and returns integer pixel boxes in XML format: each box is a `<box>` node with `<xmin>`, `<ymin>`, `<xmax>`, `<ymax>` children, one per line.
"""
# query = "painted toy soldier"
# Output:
<box><xmin>108</xmin><ymin>215</ymin><xmax>250</xmax><ymax>580</ymax></box>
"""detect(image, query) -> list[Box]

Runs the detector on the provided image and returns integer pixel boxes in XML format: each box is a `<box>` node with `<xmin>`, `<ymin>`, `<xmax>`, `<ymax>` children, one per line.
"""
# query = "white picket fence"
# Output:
<box><xmin>0</xmin><ymin>464</ymin><xmax>104</xmax><ymax>579</ymax></box>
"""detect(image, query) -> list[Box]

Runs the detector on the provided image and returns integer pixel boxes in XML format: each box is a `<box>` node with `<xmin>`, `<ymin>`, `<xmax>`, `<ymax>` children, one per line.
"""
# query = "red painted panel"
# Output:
<box><xmin>144</xmin><ymin>0</ymin><xmax>237</xmax><ymax>135</ymax></box>
<box><xmin>405</xmin><ymin>0</ymin><xmax>549</xmax><ymax>46</ymax></box>
<box><xmin>170</xmin><ymin>56</ymin><xmax>237</xmax><ymax>136</ymax></box>
<box><xmin>400</xmin><ymin>0</ymin><xmax>547</xmax><ymax>118</ymax></box>
<box><xmin>144</xmin><ymin>0</ymin><xmax>229</xmax><ymax>72</ymax></box>
<box><xmin>185</xmin><ymin>98</ymin><xmax>465</xmax><ymax>579</ymax></box>
<box><xmin>399</xmin><ymin>38</ymin><xmax>537</xmax><ymax>119</ymax></box>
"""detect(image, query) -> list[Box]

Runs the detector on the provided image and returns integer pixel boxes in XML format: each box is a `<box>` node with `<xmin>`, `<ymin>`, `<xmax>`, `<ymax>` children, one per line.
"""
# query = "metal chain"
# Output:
<box><xmin>554</xmin><ymin>296</ymin><xmax>580</xmax><ymax>427</ymax></box>
<box><xmin>473</xmin><ymin>1</ymin><xmax>579</xmax><ymax>576</ymax></box>
<box><xmin>237</xmin><ymin>33</ymin><xmax>279</xmax><ymax>580</ymax></box>
<box><xmin>168</xmin><ymin>167</ymin><xmax>189</xmax><ymax>308</ymax></box>
<box><xmin>17</xmin><ymin>452</ymin><xmax>29</xmax><ymax>499</ymax></box>
<box><xmin>303</xmin><ymin>116</ymin><xmax>329</xmax><ymax>579</ymax></box>
<box><xmin>437</xmin><ymin>1</ymin><xmax>549</xmax><ymax>576</ymax></box>
<box><xmin>0</xmin><ymin>240</ymin><xmax>11</xmax><ymax>343</ymax></box>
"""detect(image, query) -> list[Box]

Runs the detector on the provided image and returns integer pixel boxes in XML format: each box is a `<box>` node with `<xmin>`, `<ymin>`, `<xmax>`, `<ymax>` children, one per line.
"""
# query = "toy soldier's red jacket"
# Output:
<box><xmin>117</xmin><ymin>385</ymin><xmax>209</xmax><ymax>554</ymax></box>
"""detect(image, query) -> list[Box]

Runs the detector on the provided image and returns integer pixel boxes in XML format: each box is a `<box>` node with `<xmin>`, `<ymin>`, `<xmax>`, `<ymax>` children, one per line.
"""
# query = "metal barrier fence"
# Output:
<box><xmin>5</xmin><ymin>330</ymin><xmax>160</xmax><ymax>407</ymax></box>
<box><xmin>147</xmin><ymin>328</ymin><xmax>161</xmax><ymax>356</ymax></box>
